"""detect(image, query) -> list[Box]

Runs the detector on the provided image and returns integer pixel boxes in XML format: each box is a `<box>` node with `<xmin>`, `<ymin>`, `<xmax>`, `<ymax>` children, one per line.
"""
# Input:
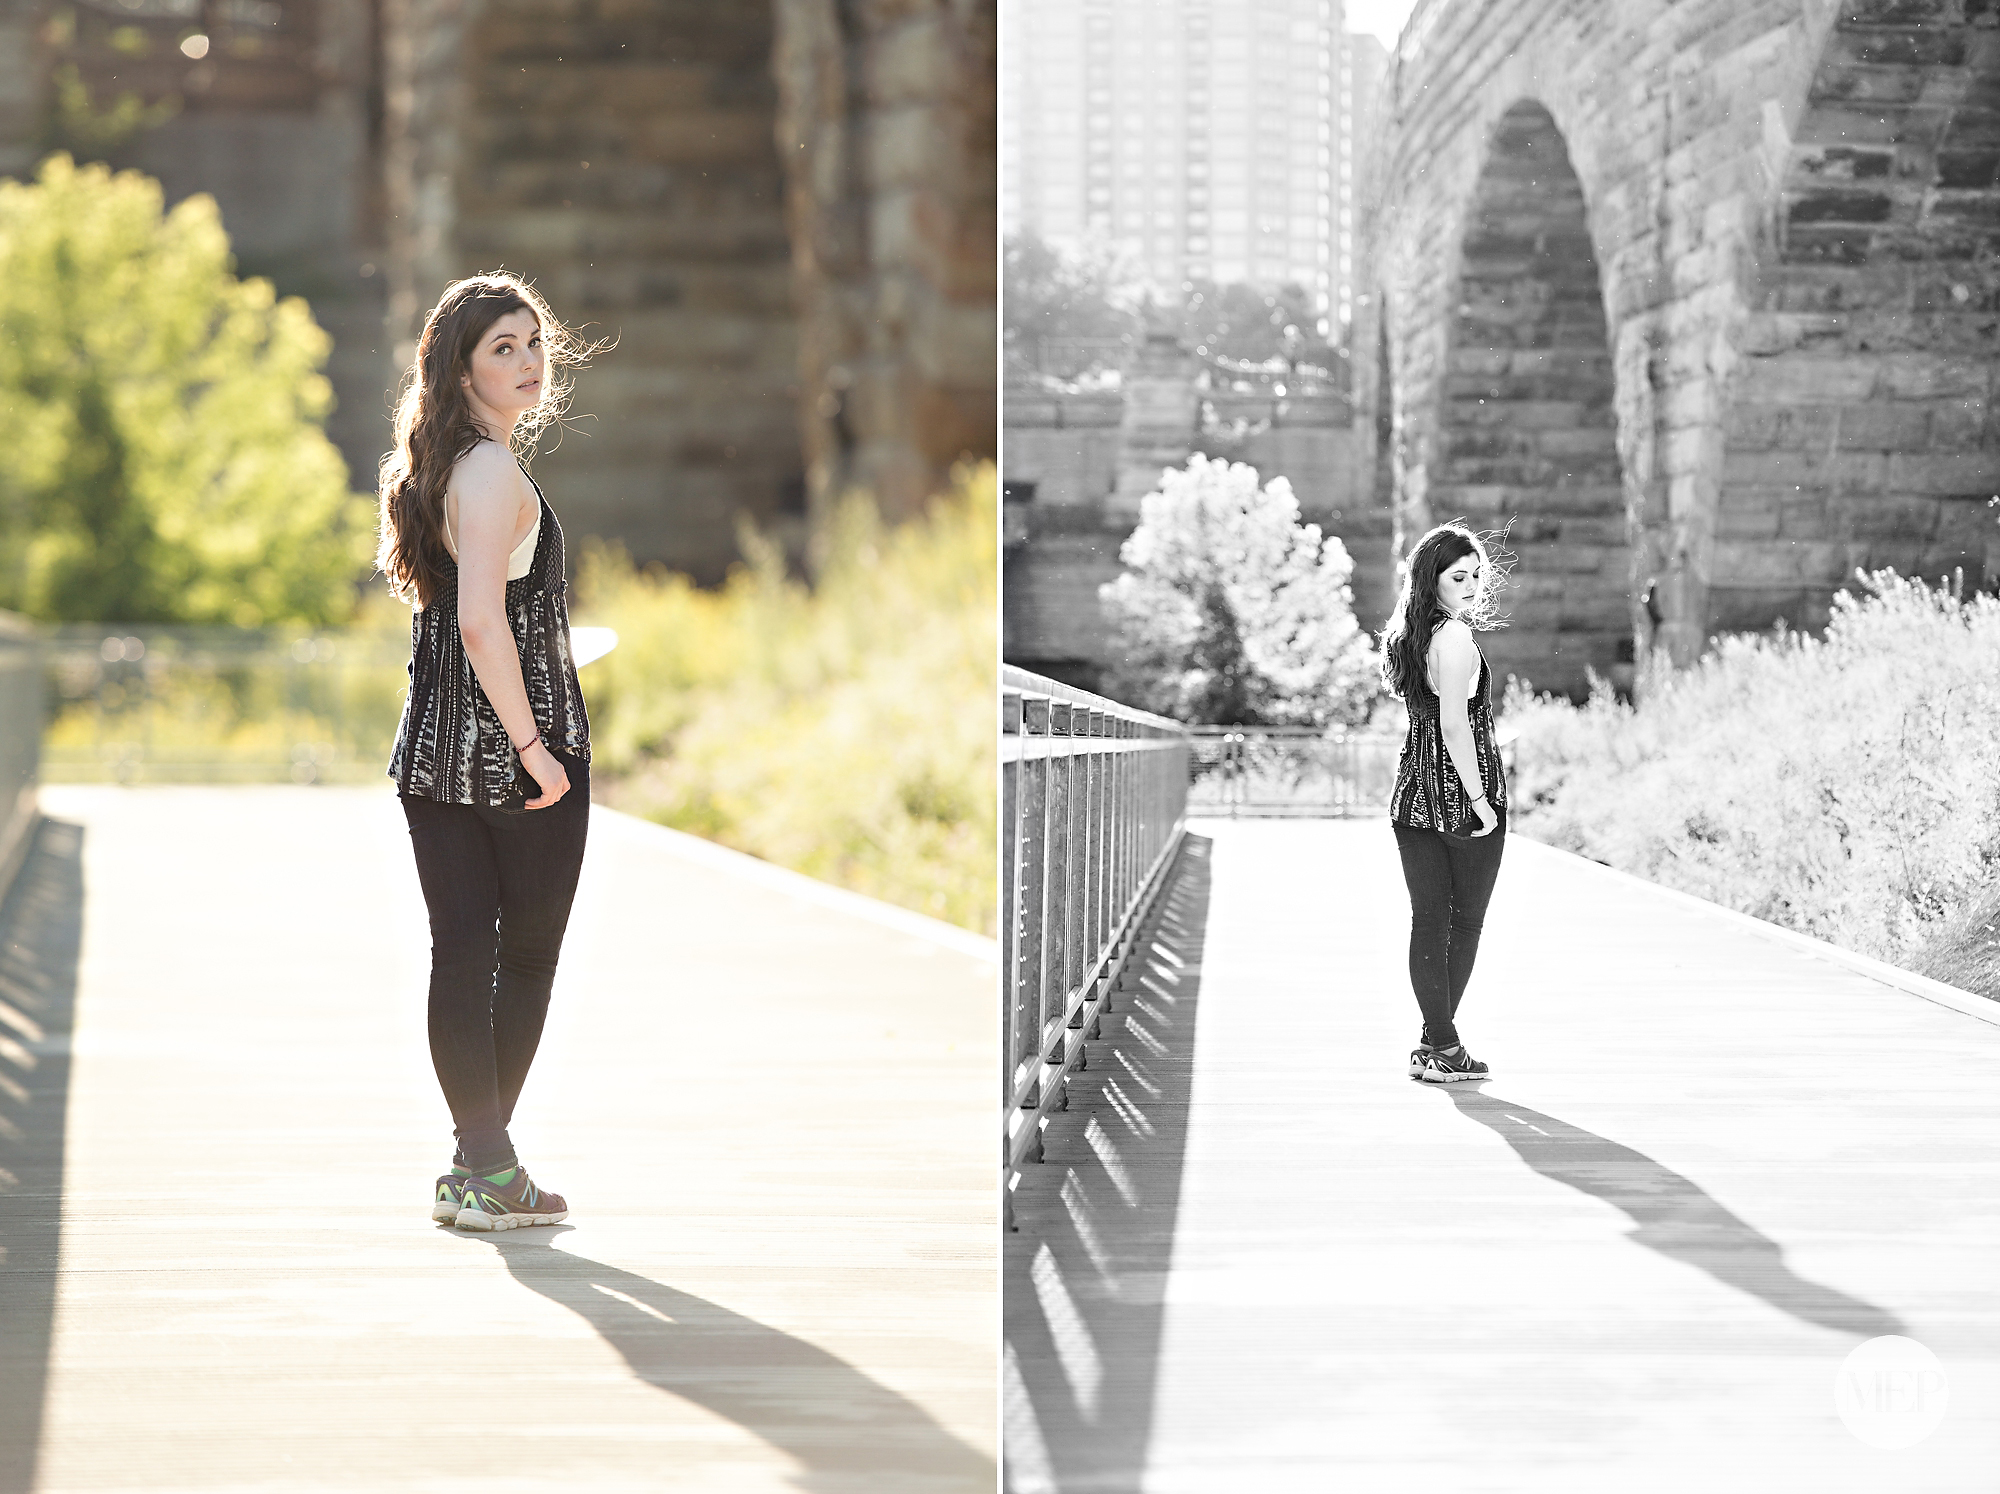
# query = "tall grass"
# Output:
<box><xmin>575</xmin><ymin>465</ymin><xmax>997</xmax><ymax>937</ymax></box>
<box><xmin>1502</xmin><ymin>571</ymin><xmax>2000</xmax><ymax>1000</ymax></box>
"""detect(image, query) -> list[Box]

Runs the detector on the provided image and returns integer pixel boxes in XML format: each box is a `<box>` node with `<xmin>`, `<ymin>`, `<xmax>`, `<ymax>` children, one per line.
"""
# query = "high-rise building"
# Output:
<box><xmin>1003</xmin><ymin>0</ymin><xmax>1386</xmax><ymax>340</ymax></box>
<box><xmin>1336</xmin><ymin>30</ymin><xmax>1390</xmax><ymax>333</ymax></box>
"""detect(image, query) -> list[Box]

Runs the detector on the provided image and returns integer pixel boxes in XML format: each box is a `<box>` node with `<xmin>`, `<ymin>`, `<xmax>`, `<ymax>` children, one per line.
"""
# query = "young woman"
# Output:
<box><xmin>1379</xmin><ymin>523</ymin><xmax>1509</xmax><ymax>1084</ymax></box>
<box><xmin>378</xmin><ymin>273</ymin><xmax>598</xmax><ymax>1229</ymax></box>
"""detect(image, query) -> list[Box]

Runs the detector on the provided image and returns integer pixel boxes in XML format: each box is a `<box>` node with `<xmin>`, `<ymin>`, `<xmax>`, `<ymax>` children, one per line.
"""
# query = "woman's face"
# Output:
<box><xmin>1435</xmin><ymin>548</ymin><xmax>1483</xmax><ymax>617</ymax></box>
<box><xmin>459</xmin><ymin>307</ymin><xmax>545</xmax><ymax>419</ymax></box>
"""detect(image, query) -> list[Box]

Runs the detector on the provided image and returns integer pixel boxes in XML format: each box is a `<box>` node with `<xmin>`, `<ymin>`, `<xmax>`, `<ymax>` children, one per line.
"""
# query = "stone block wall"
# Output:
<box><xmin>1001</xmin><ymin>387</ymin><xmax>1121</xmax><ymax>506</ymax></box>
<box><xmin>1719</xmin><ymin>0</ymin><xmax>2000</xmax><ymax>631</ymax></box>
<box><xmin>9</xmin><ymin>0</ymin><xmax>393</xmax><ymax>504</ymax></box>
<box><xmin>1000</xmin><ymin>505</ymin><xmax>1129</xmax><ymax>693</ymax></box>
<box><xmin>1378</xmin><ymin>0</ymin><xmax>2000</xmax><ymax>698</ymax></box>
<box><xmin>1430</xmin><ymin>99</ymin><xmax>1631</xmax><ymax>695</ymax></box>
<box><xmin>389</xmin><ymin>0</ymin><xmax>805</xmax><ymax>581</ymax></box>
<box><xmin>0</xmin><ymin>2</ymin><xmax>46</xmax><ymax>180</ymax></box>
<box><xmin>5</xmin><ymin>0</ymin><xmax>993</xmax><ymax>586</ymax></box>
<box><xmin>772</xmin><ymin>0</ymin><xmax>997</xmax><ymax>529</ymax></box>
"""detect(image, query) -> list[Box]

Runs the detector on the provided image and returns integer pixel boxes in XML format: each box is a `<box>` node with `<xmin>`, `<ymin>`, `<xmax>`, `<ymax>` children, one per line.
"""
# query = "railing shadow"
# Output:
<box><xmin>0</xmin><ymin>819</ymin><xmax>86</xmax><ymax>1494</ymax></box>
<box><xmin>1445</xmin><ymin>1089</ymin><xmax>1906</xmax><ymax>1337</ymax></box>
<box><xmin>450</xmin><ymin>1226</ymin><xmax>993</xmax><ymax>1492</ymax></box>
<box><xmin>1003</xmin><ymin>834</ymin><xmax>1213</xmax><ymax>1492</ymax></box>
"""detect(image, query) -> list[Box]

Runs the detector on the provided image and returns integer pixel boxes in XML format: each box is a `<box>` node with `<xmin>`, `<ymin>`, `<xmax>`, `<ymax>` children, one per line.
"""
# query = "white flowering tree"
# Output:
<box><xmin>1098</xmin><ymin>454</ymin><xmax>1379</xmax><ymax>726</ymax></box>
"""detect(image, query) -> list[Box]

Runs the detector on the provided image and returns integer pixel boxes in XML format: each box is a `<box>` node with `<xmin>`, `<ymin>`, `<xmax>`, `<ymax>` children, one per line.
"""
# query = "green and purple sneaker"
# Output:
<box><xmin>431</xmin><ymin>1172</ymin><xmax>469</xmax><ymax>1224</ymax></box>
<box><xmin>454</xmin><ymin>1168</ymin><xmax>568</xmax><ymax>1231</ymax></box>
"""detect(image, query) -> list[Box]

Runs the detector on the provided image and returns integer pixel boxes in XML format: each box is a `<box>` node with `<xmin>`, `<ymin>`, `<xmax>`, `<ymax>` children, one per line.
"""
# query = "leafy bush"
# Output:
<box><xmin>0</xmin><ymin>154</ymin><xmax>370</xmax><ymax>625</ymax></box>
<box><xmin>1503</xmin><ymin>571</ymin><xmax>2000</xmax><ymax>997</ymax></box>
<box><xmin>1100</xmin><ymin>454</ymin><xmax>1379</xmax><ymax>726</ymax></box>
<box><xmin>575</xmin><ymin>465</ymin><xmax>996</xmax><ymax>936</ymax></box>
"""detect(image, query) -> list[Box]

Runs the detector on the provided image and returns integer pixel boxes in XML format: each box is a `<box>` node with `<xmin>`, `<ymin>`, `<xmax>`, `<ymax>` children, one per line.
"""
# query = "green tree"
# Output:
<box><xmin>1100</xmin><ymin>454</ymin><xmax>1379</xmax><ymax>726</ymax></box>
<box><xmin>0</xmin><ymin>154</ymin><xmax>370</xmax><ymax>624</ymax></box>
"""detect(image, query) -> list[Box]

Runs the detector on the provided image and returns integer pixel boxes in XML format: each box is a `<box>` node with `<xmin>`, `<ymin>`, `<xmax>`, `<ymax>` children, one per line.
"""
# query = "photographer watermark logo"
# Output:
<box><xmin>1835</xmin><ymin>1335</ymin><xmax>1947</xmax><ymax>1449</ymax></box>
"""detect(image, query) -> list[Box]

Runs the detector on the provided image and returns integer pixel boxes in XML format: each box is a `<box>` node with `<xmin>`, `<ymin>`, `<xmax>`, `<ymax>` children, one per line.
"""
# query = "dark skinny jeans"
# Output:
<box><xmin>1392</xmin><ymin>809</ymin><xmax>1506</xmax><ymax>1051</ymax></box>
<box><xmin>400</xmin><ymin>749</ymin><xmax>589</xmax><ymax>1173</ymax></box>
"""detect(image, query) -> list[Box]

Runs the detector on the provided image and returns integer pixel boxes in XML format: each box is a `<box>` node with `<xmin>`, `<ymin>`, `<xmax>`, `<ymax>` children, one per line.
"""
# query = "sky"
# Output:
<box><xmin>1345</xmin><ymin>0</ymin><xmax>1421</xmax><ymax>48</ymax></box>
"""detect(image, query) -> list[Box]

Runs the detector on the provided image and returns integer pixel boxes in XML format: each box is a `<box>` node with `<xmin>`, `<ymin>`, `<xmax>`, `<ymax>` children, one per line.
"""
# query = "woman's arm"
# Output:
<box><xmin>449</xmin><ymin>442</ymin><xmax>568</xmax><ymax>807</ymax></box>
<box><xmin>1430</xmin><ymin>621</ymin><xmax>1495</xmax><ymax>831</ymax></box>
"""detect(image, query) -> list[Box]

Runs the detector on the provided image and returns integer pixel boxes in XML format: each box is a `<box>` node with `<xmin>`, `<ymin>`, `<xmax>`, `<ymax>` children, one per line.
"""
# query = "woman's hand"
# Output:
<box><xmin>521</xmin><ymin>740</ymin><xmax>569</xmax><ymax>808</ymax></box>
<box><xmin>1470</xmin><ymin>796</ymin><xmax>1498</xmax><ymax>837</ymax></box>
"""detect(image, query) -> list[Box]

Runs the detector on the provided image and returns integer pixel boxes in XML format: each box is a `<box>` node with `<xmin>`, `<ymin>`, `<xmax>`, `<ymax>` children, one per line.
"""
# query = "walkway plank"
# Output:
<box><xmin>1005</xmin><ymin>819</ymin><xmax>2000</xmax><ymax>1492</ymax></box>
<box><xmin>1</xmin><ymin>787</ymin><xmax>995</xmax><ymax>1494</ymax></box>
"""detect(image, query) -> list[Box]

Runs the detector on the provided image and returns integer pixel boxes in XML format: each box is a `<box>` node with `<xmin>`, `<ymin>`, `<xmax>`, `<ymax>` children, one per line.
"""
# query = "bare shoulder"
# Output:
<box><xmin>1431</xmin><ymin>617</ymin><xmax>1477</xmax><ymax>659</ymax></box>
<box><xmin>450</xmin><ymin>437</ymin><xmax>522</xmax><ymax>488</ymax></box>
<box><xmin>448</xmin><ymin>439</ymin><xmax>531</xmax><ymax>513</ymax></box>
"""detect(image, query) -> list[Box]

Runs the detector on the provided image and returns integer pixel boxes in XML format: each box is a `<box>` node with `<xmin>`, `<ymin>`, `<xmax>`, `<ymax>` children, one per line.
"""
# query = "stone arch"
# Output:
<box><xmin>1718</xmin><ymin>0</ymin><xmax>2000</xmax><ymax>633</ymax></box>
<box><xmin>1432</xmin><ymin>99</ymin><xmax>1627</xmax><ymax>698</ymax></box>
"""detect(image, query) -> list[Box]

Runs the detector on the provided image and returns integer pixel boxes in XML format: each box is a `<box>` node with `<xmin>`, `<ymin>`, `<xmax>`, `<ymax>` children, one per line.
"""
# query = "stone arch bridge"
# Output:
<box><xmin>0</xmin><ymin>0</ymin><xmax>994</xmax><ymax>581</ymax></box>
<box><xmin>1005</xmin><ymin>0</ymin><xmax>2000</xmax><ymax>699</ymax></box>
<box><xmin>1372</xmin><ymin>0</ymin><xmax>2000</xmax><ymax>695</ymax></box>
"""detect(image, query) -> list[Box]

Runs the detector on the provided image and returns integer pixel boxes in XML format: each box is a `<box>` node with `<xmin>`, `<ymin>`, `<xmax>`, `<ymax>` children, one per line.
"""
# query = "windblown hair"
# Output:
<box><xmin>1378</xmin><ymin>521</ymin><xmax>1507</xmax><ymax>700</ymax></box>
<box><xmin>376</xmin><ymin>272</ymin><xmax>600</xmax><ymax>607</ymax></box>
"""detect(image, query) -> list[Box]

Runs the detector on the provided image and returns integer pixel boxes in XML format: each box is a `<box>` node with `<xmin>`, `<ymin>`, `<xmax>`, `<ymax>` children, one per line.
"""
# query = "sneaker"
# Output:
<box><xmin>454</xmin><ymin>1169</ymin><xmax>568</xmax><ymax>1231</ymax></box>
<box><xmin>431</xmin><ymin>1172</ymin><xmax>469</xmax><ymax>1224</ymax></box>
<box><xmin>1415</xmin><ymin>1044</ymin><xmax>1490</xmax><ymax>1083</ymax></box>
<box><xmin>1407</xmin><ymin>1042</ymin><xmax>1436</xmax><ymax>1078</ymax></box>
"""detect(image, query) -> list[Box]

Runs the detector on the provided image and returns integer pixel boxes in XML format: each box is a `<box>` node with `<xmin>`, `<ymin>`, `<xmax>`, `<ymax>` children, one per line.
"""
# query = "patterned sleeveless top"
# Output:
<box><xmin>1389</xmin><ymin>626</ymin><xmax>1509</xmax><ymax>833</ymax></box>
<box><xmin>388</xmin><ymin>468</ymin><xmax>591</xmax><ymax>806</ymax></box>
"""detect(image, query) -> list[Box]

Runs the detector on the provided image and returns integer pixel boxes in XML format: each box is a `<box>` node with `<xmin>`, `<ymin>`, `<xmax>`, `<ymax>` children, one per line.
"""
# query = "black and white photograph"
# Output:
<box><xmin>1001</xmin><ymin>0</ymin><xmax>1999</xmax><ymax>1486</ymax></box>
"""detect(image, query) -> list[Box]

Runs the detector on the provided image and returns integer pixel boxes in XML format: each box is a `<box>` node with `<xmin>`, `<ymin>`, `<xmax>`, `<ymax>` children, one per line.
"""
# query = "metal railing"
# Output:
<box><xmin>1186</xmin><ymin>727</ymin><xmax>1402</xmax><ymax>817</ymax></box>
<box><xmin>0</xmin><ymin>613</ymin><xmax>40</xmax><ymax>904</ymax></box>
<box><xmin>1002</xmin><ymin>667</ymin><xmax>1190</xmax><ymax>1223</ymax></box>
<box><xmin>40</xmin><ymin>626</ymin><xmax>414</xmax><ymax>784</ymax></box>
<box><xmin>37</xmin><ymin>623</ymin><xmax>617</xmax><ymax>784</ymax></box>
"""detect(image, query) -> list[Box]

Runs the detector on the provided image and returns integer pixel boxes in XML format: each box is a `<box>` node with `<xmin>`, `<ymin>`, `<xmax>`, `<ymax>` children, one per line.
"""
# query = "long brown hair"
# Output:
<box><xmin>1378</xmin><ymin>522</ymin><xmax>1506</xmax><ymax>699</ymax></box>
<box><xmin>376</xmin><ymin>273</ymin><xmax>596</xmax><ymax>607</ymax></box>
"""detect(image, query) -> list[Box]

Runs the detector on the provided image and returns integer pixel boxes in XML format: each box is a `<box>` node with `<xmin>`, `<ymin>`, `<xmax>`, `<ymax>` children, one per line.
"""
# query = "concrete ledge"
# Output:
<box><xmin>1510</xmin><ymin>832</ymin><xmax>2000</xmax><ymax>1029</ymax></box>
<box><xmin>0</xmin><ymin>610</ymin><xmax>38</xmax><ymax>915</ymax></box>
<box><xmin>0</xmin><ymin>795</ymin><xmax>36</xmax><ymax>912</ymax></box>
<box><xmin>596</xmin><ymin>805</ymin><xmax>999</xmax><ymax>964</ymax></box>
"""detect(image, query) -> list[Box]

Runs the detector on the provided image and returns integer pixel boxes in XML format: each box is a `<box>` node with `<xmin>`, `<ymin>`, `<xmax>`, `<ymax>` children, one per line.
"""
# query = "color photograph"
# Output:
<box><xmin>0</xmin><ymin>4</ymin><xmax>997</xmax><ymax>1491</ymax></box>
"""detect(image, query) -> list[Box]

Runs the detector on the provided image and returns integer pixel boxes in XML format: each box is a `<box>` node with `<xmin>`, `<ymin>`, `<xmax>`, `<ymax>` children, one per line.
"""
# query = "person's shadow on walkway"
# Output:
<box><xmin>445</xmin><ymin>1225</ymin><xmax>993</xmax><ymax>1493</ymax></box>
<box><xmin>1445</xmin><ymin>1088</ymin><xmax>1907</xmax><ymax>1338</ymax></box>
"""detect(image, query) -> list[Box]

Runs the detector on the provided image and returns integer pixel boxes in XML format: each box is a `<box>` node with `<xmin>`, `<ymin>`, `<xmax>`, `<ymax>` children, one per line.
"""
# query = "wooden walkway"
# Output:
<box><xmin>0</xmin><ymin>786</ymin><xmax>995</xmax><ymax>1494</ymax></box>
<box><xmin>1004</xmin><ymin>819</ymin><xmax>2000</xmax><ymax>1492</ymax></box>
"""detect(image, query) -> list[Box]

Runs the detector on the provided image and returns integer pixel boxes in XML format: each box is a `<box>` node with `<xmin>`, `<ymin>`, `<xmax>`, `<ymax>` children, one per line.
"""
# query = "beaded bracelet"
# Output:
<box><xmin>513</xmin><ymin>732</ymin><xmax>542</xmax><ymax>755</ymax></box>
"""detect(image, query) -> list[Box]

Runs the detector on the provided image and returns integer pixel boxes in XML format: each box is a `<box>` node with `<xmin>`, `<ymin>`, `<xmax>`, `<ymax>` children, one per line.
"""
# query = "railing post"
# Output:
<box><xmin>1042</xmin><ymin>701</ymin><xmax>1073</xmax><ymax>1111</ymax></box>
<box><xmin>1064</xmin><ymin>703</ymin><xmax>1092</xmax><ymax>1057</ymax></box>
<box><xmin>1001</xmin><ymin>667</ymin><xmax>1191</xmax><ymax>1206</ymax></box>
<box><xmin>1013</xmin><ymin>696</ymin><xmax>1050</xmax><ymax>1151</ymax></box>
<box><xmin>0</xmin><ymin>614</ymin><xmax>40</xmax><ymax>909</ymax></box>
<box><xmin>1001</xmin><ymin>688</ymin><xmax>1022</xmax><ymax>1120</ymax></box>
